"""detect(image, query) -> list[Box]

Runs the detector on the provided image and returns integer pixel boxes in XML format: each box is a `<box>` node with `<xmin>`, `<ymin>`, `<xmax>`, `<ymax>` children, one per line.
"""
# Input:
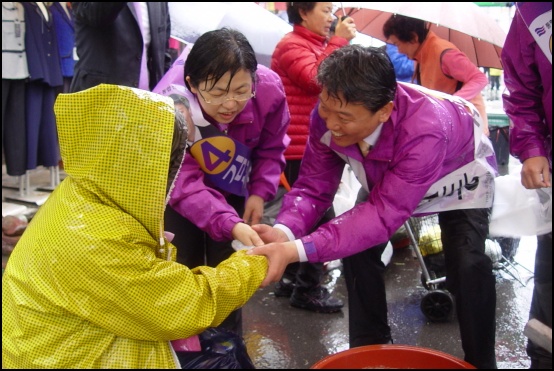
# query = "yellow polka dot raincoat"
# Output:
<box><xmin>2</xmin><ymin>84</ymin><xmax>268</xmax><ymax>368</ymax></box>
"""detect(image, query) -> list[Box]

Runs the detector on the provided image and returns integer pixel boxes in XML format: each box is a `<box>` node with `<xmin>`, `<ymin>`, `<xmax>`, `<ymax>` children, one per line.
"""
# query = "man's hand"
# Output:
<box><xmin>251</xmin><ymin>224</ymin><xmax>288</xmax><ymax>243</ymax></box>
<box><xmin>247</xmin><ymin>241</ymin><xmax>300</xmax><ymax>287</ymax></box>
<box><xmin>521</xmin><ymin>156</ymin><xmax>551</xmax><ymax>189</ymax></box>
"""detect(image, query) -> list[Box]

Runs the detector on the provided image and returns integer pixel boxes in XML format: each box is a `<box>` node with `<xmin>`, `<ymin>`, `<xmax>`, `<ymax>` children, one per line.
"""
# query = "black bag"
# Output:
<box><xmin>175</xmin><ymin>328</ymin><xmax>256</xmax><ymax>369</ymax></box>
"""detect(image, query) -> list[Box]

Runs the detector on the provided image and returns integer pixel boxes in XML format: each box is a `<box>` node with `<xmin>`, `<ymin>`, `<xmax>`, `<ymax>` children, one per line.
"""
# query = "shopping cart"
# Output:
<box><xmin>404</xmin><ymin>214</ymin><xmax>454</xmax><ymax>322</ymax></box>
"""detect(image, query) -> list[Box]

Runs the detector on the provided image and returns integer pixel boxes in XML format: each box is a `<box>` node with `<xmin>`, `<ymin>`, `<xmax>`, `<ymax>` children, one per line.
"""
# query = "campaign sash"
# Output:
<box><xmin>324</xmin><ymin>85</ymin><xmax>497</xmax><ymax>214</ymax></box>
<box><xmin>183</xmin><ymin>89</ymin><xmax>252</xmax><ymax>197</ymax></box>
<box><xmin>518</xmin><ymin>2</ymin><xmax>552</xmax><ymax>64</ymax></box>
<box><xmin>411</xmin><ymin>86</ymin><xmax>496</xmax><ymax>214</ymax></box>
<box><xmin>189</xmin><ymin>132</ymin><xmax>252</xmax><ymax>197</ymax></box>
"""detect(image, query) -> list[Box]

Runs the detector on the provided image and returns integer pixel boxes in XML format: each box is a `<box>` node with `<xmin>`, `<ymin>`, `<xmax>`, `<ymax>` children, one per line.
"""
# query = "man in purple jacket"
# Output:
<box><xmin>250</xmin><ymin>45</ymin><xmax>498</xmax><ymax>368</ymax></box>
<box><xmin>502</xmin><ymin>2</ymin><xmax>552</xmax><ymax>369</ymax></box>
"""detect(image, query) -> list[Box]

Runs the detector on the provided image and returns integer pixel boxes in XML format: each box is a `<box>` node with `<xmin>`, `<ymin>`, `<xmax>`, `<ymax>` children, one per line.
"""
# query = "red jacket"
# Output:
<box><xmin>271</xmin><ymin>25</ymin><xmax>349</xmax><ymax>160</ymax></box>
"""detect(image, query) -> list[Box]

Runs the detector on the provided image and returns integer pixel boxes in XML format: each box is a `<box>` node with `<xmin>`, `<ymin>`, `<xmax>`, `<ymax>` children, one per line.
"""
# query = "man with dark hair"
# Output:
<box><xmin>250</xmin><ymin>44</ymin><xmax>498</xmax><ymax>369</ymax></box>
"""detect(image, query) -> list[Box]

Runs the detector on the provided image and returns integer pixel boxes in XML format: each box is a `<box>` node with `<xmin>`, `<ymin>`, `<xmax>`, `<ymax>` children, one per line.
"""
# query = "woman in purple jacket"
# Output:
<box><xmin>164</xmin><ymin>28</ymin><xmax>290</xmax><ymax>338</ymax></box>
<box><xmin>250</xmin><ymin>45</ymin><xmax>498</xmax><ymax>368</ymax></box>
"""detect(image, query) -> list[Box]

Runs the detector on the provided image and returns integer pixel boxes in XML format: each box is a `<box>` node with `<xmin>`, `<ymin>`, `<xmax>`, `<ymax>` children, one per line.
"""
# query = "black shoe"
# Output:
<box><xmin>274</xmin><ymin>279</ymin><xmax>295</xmax><ymax>298</ymax></box>
<box><xmin>290</xmin><ymin>286</ymin><xmax>344</xmax><ymax>313</ymax></box>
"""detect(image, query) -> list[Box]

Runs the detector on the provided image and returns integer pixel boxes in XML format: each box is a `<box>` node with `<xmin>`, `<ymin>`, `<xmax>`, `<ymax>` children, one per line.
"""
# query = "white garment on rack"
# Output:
<box><xmin>2</xmin><ymin>2</ymin><xmax>29</xmax><ymax>79</ymax></box>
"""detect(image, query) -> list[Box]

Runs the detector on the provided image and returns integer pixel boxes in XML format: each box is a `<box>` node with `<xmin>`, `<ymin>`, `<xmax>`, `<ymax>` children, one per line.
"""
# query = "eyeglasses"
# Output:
<box><xmin>197</xmin><ymin>89</ymin><xmax>256</xmax><ymax>105</ymax></box>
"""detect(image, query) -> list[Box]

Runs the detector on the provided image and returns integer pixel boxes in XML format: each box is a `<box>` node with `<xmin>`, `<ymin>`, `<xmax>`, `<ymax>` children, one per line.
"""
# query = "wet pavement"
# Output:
<box><xmin>242</xmin><ymin>237</ymin><xmax>536</xmax><ymax>369</ymax></box>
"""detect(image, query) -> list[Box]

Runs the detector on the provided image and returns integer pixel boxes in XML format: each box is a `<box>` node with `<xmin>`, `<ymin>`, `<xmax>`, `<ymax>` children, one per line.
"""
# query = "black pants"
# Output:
<box><xmin>439</xmin><ymin>208</ymin><xmax>496</xmax><ymax>369</ymax></box>
<box><xmin>164</xmin><ymin>194</ymin><xmax>245</xmax><ymax>336</ymax></box>
<box><xmin>345</xmin><ymin>187</ymin><xmax>496</xmax><ymax>368</ymax></box>
<box><xmin>489</xmin><ymin>126</ymin><xmax>510</xmax><ymax>176</ymax></box>
<box><xmin>343</xmin><ymin>240</ymin><xmax>390</xmax><ymax>346</ymax></box>
<box><xmin>489</xmin><ymin>75</ymin><xmax>500</xmax><ymax>91</ymax></box>
<box><xmin>342</xmin><ymin>188</ymin><xmax>391</xmax><ymax>346</ymax></box>
<box><xmin>25</xmin><ymin>81</ymin><xmax>60</xmax><ymax>170</ymax></box>
<box><xmin>527</xmin><ymin>232</ymin><xmax>552</xmax><ymax>369</ymax></box>
<box><xmin>281</xmin><ymin>205</ymin><xmax>335</xmax><ymax>290</ymax></box>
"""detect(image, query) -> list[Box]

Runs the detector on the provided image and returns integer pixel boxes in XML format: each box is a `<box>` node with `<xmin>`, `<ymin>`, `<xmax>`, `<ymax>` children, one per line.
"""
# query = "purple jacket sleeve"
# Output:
<box><xmin>276</xmin><ymin>94</ymin><xmax>452</xmax><ymax>262</ymax></box>
<box><xmin>501</xmin><ymin>5</ymin><xmax>553</xmax><ymax>166</ymax></box>
<box><xmin>168</xmin><ymin>154</ymin><xmax>243</xmax><ymax>241</ymax></box>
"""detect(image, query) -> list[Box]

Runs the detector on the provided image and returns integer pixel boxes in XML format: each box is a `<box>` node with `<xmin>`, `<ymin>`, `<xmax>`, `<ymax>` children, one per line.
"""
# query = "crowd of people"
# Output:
<box><xmin>2</xmin><ymin>2</ymin><xmax>551</xmax><ymax>369</ymax></box>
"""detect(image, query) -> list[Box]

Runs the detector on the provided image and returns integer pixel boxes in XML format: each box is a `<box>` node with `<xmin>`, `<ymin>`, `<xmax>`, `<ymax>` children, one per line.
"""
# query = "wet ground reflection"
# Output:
<box><xmin>243</xmin><ymin>235</ymin><xmax>537</xmax><ymax>369</ymax></box>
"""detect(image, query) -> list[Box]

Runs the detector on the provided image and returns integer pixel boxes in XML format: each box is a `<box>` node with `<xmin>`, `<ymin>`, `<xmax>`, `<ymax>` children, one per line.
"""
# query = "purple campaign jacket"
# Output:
<box><xmin>276</xmin><ymin>82</ymin><xmax>484</xmax><ymax>263</ymax></box>
<box><xmin>169</xmin><ymin>65</ymin><xmax>290</xmax><ymax>241</ymax></box>
<box><xmin>502</xmin><ymin>2</ymin><xmax>552</xmax><ymax>170</ymax></box>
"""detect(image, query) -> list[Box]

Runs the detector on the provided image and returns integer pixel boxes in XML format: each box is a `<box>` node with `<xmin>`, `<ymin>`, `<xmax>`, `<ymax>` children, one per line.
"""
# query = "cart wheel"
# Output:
<box><xmin>420</xmin><ymin>290</ymin><xmax>454</xmax><ymax>322</ymax></box>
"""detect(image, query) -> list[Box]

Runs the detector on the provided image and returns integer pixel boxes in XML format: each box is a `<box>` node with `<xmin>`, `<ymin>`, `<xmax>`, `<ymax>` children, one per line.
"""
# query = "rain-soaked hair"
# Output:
<box><xmin>286</xmin><ymin>2</ymin><xmax>317</xmax><ymax>25</ymax></box>
<box><xmin>184</xmin><ymin>28</ymin><xmax>257</xmax><ymax>93</ymax></box>
<box><xmin>383</xmin><ymin>14</ymin><xmax>429</xmax><ymax>44</ymax></box>
<box><xmin>167</xmin><ymin>107</ymin><xmax>187</xmax><ymax>194</ymax></box>
<box><xmin>317</xmin><ymin>45</ymin><xmax>397</xmax><ymax>113</ymax></box>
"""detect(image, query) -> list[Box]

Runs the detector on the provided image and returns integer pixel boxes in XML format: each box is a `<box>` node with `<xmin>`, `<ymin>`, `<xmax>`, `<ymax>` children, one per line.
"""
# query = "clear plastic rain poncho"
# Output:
<box><xmin>2</xmin><ymin>84</ymin><xmax>267</xmax><ymax>369</ymax></box>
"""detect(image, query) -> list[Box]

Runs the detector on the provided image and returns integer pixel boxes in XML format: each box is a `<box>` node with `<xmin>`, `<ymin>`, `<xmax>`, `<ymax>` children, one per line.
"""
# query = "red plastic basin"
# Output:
<box><xmin>310</xmin><ymin>344</ymin><xmax>476</xmax><ymax>369</ymax></box>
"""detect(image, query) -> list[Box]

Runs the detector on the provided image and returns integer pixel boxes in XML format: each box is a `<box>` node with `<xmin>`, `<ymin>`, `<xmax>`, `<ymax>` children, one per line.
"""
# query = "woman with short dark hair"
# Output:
<box><xmin>164</xmin><ymin>28</ymin><xmax>290</xmax><ymax>337</ymax></box>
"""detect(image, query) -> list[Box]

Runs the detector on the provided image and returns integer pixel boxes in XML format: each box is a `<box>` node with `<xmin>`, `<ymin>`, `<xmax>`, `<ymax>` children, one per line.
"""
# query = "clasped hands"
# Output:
<box><xmin>232</xmin><ymin>222</ymin><xmax>300</xmax><ymax>288</ymax></box>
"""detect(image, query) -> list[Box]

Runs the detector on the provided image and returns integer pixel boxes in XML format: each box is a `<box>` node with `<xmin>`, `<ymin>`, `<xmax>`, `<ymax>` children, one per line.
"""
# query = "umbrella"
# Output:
<box><xmin>336</xmin><ymin>2</ymin><xmax>507</xmax><ymax>69</ymax></box>
<box><xmin>169</xmin><ymin>2</ymin><xmax>292</xmax><ymax>68</ymax></box>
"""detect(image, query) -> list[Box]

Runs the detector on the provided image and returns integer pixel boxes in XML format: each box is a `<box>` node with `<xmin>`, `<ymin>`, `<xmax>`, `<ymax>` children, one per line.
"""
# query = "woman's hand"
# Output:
<box><xmin>251</xmin><ymin>224</ymin><xmax>289</xmax><ymax>243</ymax></box>
<box><xmin>334</xmin><ymin>16</ymin><xmax>357</xmax><ymax>41</ymax></box>
<box><xmin>231</xmin><ymin>222</ymin><xmax>264</xmax><ymax>247</ymax></box>
<box><xmin>243</xmin><ymin>194</ymin><xmax>264</xmax><ymax>225</ymax></box>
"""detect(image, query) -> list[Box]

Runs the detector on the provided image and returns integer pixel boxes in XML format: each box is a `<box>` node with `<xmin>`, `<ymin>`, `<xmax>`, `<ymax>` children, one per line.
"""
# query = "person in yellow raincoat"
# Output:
<box><xmin>1</xmin><ymin>84</ymin><xmax>268</xmax><ymax>369</ymax></box>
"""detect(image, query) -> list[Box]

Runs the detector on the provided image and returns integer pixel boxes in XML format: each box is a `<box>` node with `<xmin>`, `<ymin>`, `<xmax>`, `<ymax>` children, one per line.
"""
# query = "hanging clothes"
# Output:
<box><xmin>50</xmin><ymin>2</ymin><xmax>75</xmax><ymax>93</ymax></box>
<box><xmin>22</xmin><ymin>2</ymin><xmax>63</xmax><ymax>171</ymax></box>
<box><xmin>2</xmin><ymin>2</ymin><xmax>28</xmax><ymax>176</ymax></box>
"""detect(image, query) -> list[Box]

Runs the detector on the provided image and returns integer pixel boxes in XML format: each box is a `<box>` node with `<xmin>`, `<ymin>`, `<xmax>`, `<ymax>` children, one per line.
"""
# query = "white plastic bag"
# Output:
<box><xmin>489</xmin><ymin>166</ymin><xmax>552</xmax><ymax>237</ymax></box>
